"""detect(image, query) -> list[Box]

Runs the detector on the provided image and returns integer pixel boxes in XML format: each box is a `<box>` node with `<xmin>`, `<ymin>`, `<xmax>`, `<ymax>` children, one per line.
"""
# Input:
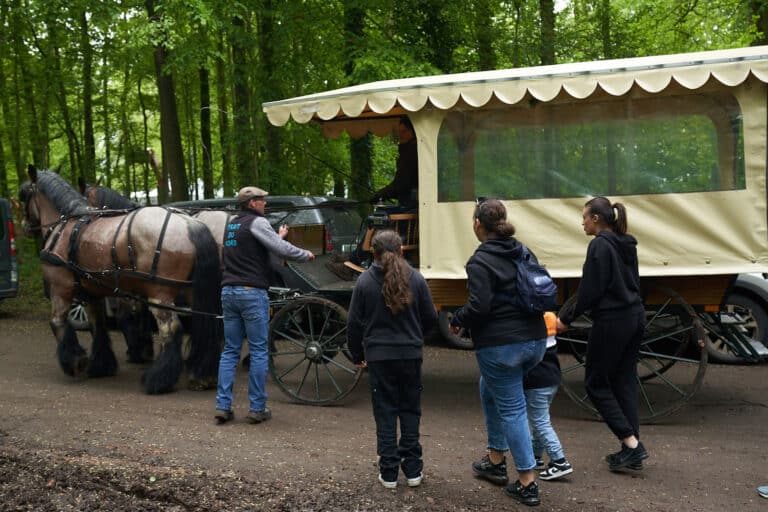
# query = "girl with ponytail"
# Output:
<box><xmin>557</xmin><ymin>196</ymin><xmax>647</xmax><ymax>471</ymax></box>
<box><xmin>347</xmin><ymin>229</ymin><xmax>437</xmax><ymax>489</ymax></box>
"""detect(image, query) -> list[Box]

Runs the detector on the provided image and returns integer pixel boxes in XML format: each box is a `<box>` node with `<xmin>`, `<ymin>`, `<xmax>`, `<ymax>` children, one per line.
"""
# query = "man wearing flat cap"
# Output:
<box><xmin>215</xmin><ymin>186</ymin><xmax>315</xmax><ymax>425</ymax></box>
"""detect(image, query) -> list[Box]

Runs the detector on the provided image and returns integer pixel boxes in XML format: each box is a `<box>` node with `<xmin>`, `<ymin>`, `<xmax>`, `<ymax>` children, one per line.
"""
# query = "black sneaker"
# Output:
<box><xmin>505</xmin><ymin>480</ymin><xmax>541</xmax><ymax>507</ymax></box>
<box><xmin>604</xmin><ymin>451</ymin><xmax>642</xmax><ymax>470</ymax></box>
<box><xmin>607</xmin><ymin>442</ymin><xmax>648</xmax><ymax>471</ymax></box>
<box><xmin>534</xmin><ymin>456</ymin><xmax>545</xmax><ymax>470</ymax></box>
<box><xmin>214</xmin><ymin>409</ymin><xmax>234</xmax><ymax>424</ymax></box>
<box><xmin>472</xmin><ymin>454</ymin><xmax>508</xmax><ymax>485</ymax></box>
<box><xmin>247</xmin><ymin>407</ymin><xmax>272</xmax><ymax>424</ymax></box>
<box><xmin>539</xmin><ymin>459</ymin><xmax>573</xmax><ymax>481</ymax></box>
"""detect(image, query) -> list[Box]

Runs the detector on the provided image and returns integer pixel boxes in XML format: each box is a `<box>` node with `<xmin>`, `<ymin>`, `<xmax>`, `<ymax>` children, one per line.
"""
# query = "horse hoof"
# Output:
<box><xmin>188</xmin><ymin>377</ymin><xmax>216</xmax><ymax>391</ymax></box>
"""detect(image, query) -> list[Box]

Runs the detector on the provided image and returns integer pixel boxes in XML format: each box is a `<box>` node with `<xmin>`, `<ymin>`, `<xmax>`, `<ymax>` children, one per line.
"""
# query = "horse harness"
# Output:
<box><xmin>39</xmin><ymin>207</ymin><xmax>194</xmax><ymax>297</ymax></box>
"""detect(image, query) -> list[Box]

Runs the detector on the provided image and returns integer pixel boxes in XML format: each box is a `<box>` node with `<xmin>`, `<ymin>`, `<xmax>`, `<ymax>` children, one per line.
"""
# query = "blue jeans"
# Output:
<box><xmin>525</xmin><ymin>385</ymin><xmax>565</xmax><ymax>461</ymax></box>
<box><xmin>476</xmin><ymin>339</ymin><xmax>546</xmax><ymax>472</ymax></box>
<box><xmin>216</xmin><ymin>286</ymin><xmax>270</xmax><ymax>413</ymax></box>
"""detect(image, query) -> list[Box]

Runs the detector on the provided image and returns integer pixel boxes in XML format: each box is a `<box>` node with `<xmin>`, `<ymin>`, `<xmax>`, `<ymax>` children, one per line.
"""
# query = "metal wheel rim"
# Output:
<box><xmin>558</xmin><ymin>283</ymin><xmax>707</xmax><ymax>423</ymax></box>
<box><xmin>269</xmin><ymin>296</ymin><xmax>362</xmax><ymax>405</ymax></box>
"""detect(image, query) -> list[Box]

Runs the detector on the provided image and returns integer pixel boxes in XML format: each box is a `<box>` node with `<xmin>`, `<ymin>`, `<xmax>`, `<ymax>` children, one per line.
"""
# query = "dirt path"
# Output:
<box><xmin>0</xmin><ymin>310</ymin><xmax>767</xmax><ymax>511</ymax></box>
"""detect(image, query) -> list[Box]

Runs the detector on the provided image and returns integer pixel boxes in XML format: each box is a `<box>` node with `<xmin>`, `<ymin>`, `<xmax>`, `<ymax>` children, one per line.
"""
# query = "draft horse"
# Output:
<box><xmin>83</xmin><ymin>184</ymin><xmax>156</xmax><ymax>365</ymax></box>
<box><xmin>22</xmin><ymin>166</ymin><xmax>221</xmax><ymax>394</ymax></box>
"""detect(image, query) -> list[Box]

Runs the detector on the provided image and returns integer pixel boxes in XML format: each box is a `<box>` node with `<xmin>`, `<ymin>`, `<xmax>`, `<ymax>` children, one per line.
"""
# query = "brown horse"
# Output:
<box><xmin>83</xmin><ymin>184</ymin><xmax>156</xmax><ymax>365</ymax></box>
<box><xmin>22</xmin><ymin>166</ymin><xmax>221</xmax><ymax>394</ymax></box>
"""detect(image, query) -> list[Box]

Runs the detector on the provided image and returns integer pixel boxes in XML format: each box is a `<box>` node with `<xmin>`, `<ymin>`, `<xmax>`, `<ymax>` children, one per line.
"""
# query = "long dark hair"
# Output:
<box><xmin>585</xmin><ymin>196</ymin><xmax>628</xmax><ymax>235</ymax></box>
<box><xmin>474</xmin><ymin>198</ymin><xmax>516</xmax><ymax>238</ymax></box>
<box><xmin>371</xmin><ymin>230</ymin><xmax>412</xmax><ymax>314</ymax></box>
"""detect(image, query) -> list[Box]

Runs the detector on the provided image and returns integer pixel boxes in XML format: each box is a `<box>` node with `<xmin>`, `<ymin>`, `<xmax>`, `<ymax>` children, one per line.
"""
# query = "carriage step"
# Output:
<box><xmin>747</xmin><ymin>339</ymin><xmax>768</xmax><ymax>357</ymax></box>
<box><xmin>718</xmin><ymin>313</ymin><xmax>746</xmax><ymax>324</ymax></box>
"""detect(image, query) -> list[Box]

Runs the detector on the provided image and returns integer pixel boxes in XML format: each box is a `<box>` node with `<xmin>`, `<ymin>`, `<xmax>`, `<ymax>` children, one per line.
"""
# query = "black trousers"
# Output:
<box><xmin>585</xmin><ymin>307</ymin><xmax>645</xmax><ymax>441</ymax></box>
<box><xmin>367</xmin><ymin>359</ymin><xmax>423</xmax><ymax>480</ymax></box>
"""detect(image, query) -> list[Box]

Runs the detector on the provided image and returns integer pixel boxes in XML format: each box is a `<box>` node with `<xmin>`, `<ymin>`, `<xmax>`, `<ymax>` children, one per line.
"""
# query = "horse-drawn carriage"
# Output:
<box><xmin>262</xmin><ymin>45</ymin><xmax>768</xmax><ymax>420</ymax></box>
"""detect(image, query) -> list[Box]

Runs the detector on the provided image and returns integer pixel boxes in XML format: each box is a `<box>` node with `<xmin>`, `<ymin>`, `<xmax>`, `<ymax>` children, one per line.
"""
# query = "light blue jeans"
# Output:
<box><xmin>476</xmin><ymin>339</ymin><xmax>546</xmax><ymax>472</ymax></box>
<box><xmin>216</xmin><ymin>286</ymin><xmax>270</xmax><ymax>413</ymax></box>
<box><xmin>525</xmin><ymin>385</ymin><xmax>565</xmax><ymax>462</ymax></box>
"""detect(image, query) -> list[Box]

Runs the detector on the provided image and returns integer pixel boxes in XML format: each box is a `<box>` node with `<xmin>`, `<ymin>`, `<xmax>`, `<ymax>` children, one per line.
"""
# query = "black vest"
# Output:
<box><xmin>221</xmin><ymin>211</ymin><xmax>271</xmax><ymax>289</ymax></box>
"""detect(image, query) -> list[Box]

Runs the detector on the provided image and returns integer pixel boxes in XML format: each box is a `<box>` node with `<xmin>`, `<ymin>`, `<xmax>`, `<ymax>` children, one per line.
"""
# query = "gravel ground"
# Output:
<box><xmin>1</xmin><ymin>307</ymin><xmax>767</xmax><ymax>511</ymax></box>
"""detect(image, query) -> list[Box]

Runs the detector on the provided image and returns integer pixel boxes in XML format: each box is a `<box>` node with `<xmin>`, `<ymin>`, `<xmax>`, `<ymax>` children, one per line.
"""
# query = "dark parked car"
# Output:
<box><xmin>0</xmin><ymin>198</ymin><xmax>19</xmax><ymax>301</ymax></box>
<box><xmin>167</xmin><ymin>195</ymin><xmax>363</xmax><ymax>257</ymax></box>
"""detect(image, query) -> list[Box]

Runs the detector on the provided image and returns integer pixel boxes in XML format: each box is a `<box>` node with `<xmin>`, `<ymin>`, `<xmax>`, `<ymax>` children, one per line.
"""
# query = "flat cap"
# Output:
<box><xmin>236</xmin><ymin>186</ymin><xmax>269</xmax><ymax>203</ymax></box>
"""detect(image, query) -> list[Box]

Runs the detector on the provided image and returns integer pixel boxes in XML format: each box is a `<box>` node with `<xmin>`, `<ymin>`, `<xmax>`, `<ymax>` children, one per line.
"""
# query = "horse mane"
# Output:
<box><xmin>92</xmin><ymin>186</ymin><xmax>138</xmax><ymax>209</ymax></box>
<box><xmin>36</xmin><ymin>170</ymin><xmax>91</xmax><ymax>216</ymax></box>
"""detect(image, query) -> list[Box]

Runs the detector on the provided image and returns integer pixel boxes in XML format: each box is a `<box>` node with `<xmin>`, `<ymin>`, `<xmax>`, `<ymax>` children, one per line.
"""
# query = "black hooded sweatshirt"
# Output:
<box><xmin>560</xmin><ymin>230</ymin><xmax>642</xmax><ymax>325</ymax></box>
<box><xmin>451</xmin><ymin>237</ymin><xmax>546</xmax><ymax>349</ymax></box>
<box><xmin>347</xmin><ymin>263</ymin><xmax>438</xmax><ymax>364</ymax></box>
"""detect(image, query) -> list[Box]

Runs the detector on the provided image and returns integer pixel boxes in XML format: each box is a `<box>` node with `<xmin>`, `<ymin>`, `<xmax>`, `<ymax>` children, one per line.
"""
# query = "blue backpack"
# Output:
<box><xmin>510</xmin><ymin>245</ymin><xmax>558</xmax><ymax>314</ymax></box>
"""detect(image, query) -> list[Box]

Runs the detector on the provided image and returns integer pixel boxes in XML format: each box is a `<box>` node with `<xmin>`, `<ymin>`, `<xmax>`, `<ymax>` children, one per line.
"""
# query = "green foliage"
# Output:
<box><xmin>0</xmin><ymin>0</ymin><xmax>764</xmax><ymax>203</ymax></box>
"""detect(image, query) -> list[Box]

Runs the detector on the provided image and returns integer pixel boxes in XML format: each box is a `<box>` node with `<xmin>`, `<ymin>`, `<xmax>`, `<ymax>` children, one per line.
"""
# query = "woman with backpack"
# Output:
<box><xmin>556</xmin><ymin>196</ymin><xmax>647</xmax><ymax>471</ymax></box>
<box><xmin>449</xmin><ymin>198</ymin><xmax>547</xmax><ymax>507</ymax></box>
<box><xmin>347</xmin><ymin>229</ymin><xmax>438</xmax><ymax>489</ymax></box>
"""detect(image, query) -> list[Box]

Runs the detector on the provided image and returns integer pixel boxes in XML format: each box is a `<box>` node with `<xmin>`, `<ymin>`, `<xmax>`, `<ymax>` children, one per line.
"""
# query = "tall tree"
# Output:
<box><xmin>344</xmin><ymin>0</ymin><xmax>373</xmax><ymax>201</ymax></box>
<box><xmin>231</xmin><ymin>13</ymin><xmax>255</xmax><ymax>188</ymax></box>
<box><xmin>215</xmin><ymin>38</ymin><xmax>233</xmax><ymax>196</ymax></box>
<box><xmin>80</xmin><ymin>9</ymin><xmax>96</xmax><ymax>184</ymax></box>
<box><xmin>146</xmin><ymin>0</ymin><xmax>188</xmax><ymax>202</ymax></box>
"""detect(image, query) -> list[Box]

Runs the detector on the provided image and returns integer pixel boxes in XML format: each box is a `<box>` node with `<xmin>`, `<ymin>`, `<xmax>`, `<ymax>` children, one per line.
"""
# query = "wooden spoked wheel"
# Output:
<box><xmin>557</xmin><ymin>283</ymin><xmax>707</xmax><ymax>423</ymax></box>
<box><xmin>268</xmin><ymin>296</ymin><xmax>362</xmax><ymax>405</ymax></box>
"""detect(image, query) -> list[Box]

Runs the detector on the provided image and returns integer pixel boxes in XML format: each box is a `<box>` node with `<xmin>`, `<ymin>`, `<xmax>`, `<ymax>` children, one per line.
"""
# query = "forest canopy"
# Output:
<box><xmin>0</xmin><ymin>0</ymin><xmax>764</xmax><ymax>204</ymax></box>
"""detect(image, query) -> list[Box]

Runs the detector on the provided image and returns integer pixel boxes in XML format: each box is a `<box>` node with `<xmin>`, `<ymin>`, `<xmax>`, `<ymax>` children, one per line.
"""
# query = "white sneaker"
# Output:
<box><xmin>378</xmin><ymin>474</ymin><xmax>397</xmax><ymax>489</ymax></box>
<box><xmin>406</xmin><ymin>473</ymin><xmax>423</xmax><ymax>487</ymax></box>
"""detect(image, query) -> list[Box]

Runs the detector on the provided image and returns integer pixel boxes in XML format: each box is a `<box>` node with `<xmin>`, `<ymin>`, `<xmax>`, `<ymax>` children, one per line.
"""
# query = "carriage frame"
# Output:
<box><xmin>260</xmin><ymin>46</ymin><xmax>768</xmax><ymax>420</ymax></box>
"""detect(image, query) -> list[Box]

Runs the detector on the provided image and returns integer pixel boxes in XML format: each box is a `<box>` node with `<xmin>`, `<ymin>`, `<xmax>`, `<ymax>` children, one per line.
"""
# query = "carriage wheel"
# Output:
<box><xmin>557</xmin><ymin>283</ymin><xmax>707</xmax><ymax>422</ymax></box>
<box><xmin>268</xmin><ymin>296</ymin><xmax>362</xmax><ymax>405</ymax></box>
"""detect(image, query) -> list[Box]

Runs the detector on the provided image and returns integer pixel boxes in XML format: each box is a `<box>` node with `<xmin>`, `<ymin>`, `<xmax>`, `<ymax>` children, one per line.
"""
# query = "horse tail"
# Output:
<box><xmin>185</xmin><ymin>219</ymin><xmax>222</xmax><ymax>384</ymax></box>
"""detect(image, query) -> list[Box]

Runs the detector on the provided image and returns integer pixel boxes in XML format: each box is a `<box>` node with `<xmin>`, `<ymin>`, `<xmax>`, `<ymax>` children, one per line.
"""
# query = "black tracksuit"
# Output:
<box><xmin>560</xmin><ymin>230</ymin><xmax>645</xmax><ymax>441</ymax></box>
<box><xmin>347</xmin><ymin>263</ymin><xmax>437</xmax><ymax>481</ymax></box>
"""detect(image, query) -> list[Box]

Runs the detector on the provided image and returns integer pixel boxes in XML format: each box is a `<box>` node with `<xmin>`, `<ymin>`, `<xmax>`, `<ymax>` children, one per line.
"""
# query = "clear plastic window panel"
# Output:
<box><xmin>437</xmin><ymin>92</ymin><xmax>745</xmax><ymax>202</ymax></box>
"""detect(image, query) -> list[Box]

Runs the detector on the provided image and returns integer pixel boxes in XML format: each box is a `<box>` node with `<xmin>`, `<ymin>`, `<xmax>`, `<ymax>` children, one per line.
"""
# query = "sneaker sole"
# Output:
<box><xmin>378</xmin><ymin>474</ymin><xmax>397</xmax><ymax>489</ymax></box>
<box><xmin>406</xmin><ymin>475</ymin><xmax>423</xmax><ymax>487</ymax></box>
<box><xmin>608</xmin><ymin>452</ymin><xmax>648</xmax><ymax>471</ymax></box>
<box><xmin>539</xmin><ymin>466</ymin><xmax>573</xmax><ymax>481</ymax></box>
<box><xmin>472</xmin><ymin>469</ymin><xmax>509</xmax><ymax>486</ymax></box>
<box><xmin>503</xmin><ymin>488</ymin><xmax>540</xmax><ymax>506</ymax></box>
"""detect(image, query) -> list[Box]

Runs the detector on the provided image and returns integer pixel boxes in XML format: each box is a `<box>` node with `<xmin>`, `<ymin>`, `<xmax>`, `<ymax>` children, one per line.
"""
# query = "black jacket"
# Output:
<box><xmin>347</xmin><ymin>263</ymin><xmax>438</xmax><ymax>364</ymax></box>
<box><xmin>560</xmin><ymin>230</ymin><xmax>642</xmax><ymax>325</ymax></box>
<box><xmin>450</xmin><ymin>237</ymin><xmax>546</xmax><ymax>349</ymax></box>
<box><xmin>523</xmin><ymin>346</ymin><xmax>561</xmax><ymax>390</ymax></box>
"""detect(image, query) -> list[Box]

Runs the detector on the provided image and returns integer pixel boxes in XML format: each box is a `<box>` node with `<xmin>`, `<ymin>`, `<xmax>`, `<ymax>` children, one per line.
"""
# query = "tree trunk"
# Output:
<box><xmin>539</xmin><ymin>0</ymin><xmax>555</xmax><ymax>66</ymax></box>
<box><xmin>231</xmin><ymin>15</ymin><xmax>256</xmax><ymax>188</ymax></box>
<box><xmin>48</xmin><ymin>25</ymin><xmax>81</xmax><ymax>181</ymax></box>
<box><xmin>476</xmin><ymin>0</ymin><xmax>497</xmax><ymax>70</ymax></box>
<box><xmin>146</xmin><ymin>0</ymin><xmax>188</xmax><ymax>202</ymax></box>
<box><xmin>3</xmin><ymin>0</ymin><xmax>24</xmax><ymax>186</ymax></box>
<box><xmin>102</xmin><ymin>45</ymin><xmax>111</xmax><ymax>187</ymax></box>
<box><xmin>138</xmin><ymin>77</ymin><xmax>153</xmax><ymax>204</ymax></box>
<box><xmin>257</xmin><ymin>0</ymin><xmax>279</xmax><ymax>192</ymax></box>
<box><xmin>80</xmin><ymin>10</ymin><xmax>96</xmax><ymax>184</ymax></box>
<box><xmin>215</xmin><ymin>38</ymin><xmax>233</xmax><ymax>196</ymax></box>
<box><xmin>539</xmin><ymin>0</ymin><xmax>556</xmax><ymax>197</ymax></box>
<box><xmin>599</xmin><ymin>0</ymin><xmax>617</xmax><ymax>194</ymax></box>
<box><xmin>344</xmin><ymin>1</ymin><xmax>372</xmax><ymax>200</ymax></box>
<box><xmin>199</xmin><ymin>67</ymin><xmax>214</xmax><ymax>198</ymax></box>
<box><xmin>752</xmin><ymin>1</ymin><xmax>768</xmax><ymax>45</ymax></box>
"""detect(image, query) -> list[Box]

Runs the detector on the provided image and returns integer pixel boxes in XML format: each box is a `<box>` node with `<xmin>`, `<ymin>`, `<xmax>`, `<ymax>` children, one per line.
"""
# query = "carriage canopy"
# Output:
<box><xmin>263</xmin><ymin>46</ymin><xmax>768</xmax><ymax>280</ymax></box>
